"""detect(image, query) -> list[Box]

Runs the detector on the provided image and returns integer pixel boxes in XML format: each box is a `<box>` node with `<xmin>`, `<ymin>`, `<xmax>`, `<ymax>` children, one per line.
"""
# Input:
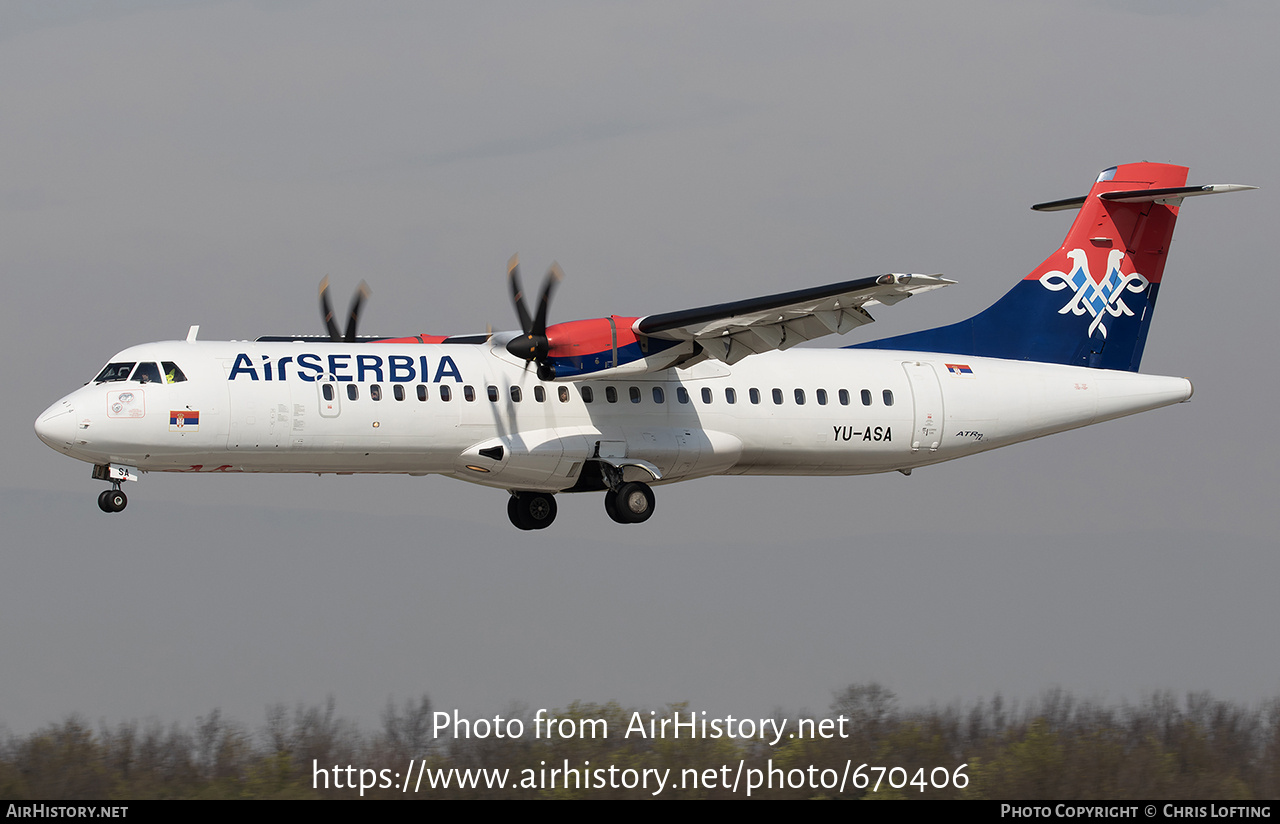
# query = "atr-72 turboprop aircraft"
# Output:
<box><xmin>35</xmin><ymin>163</ymin><xmax>1253</xmax><ymax>530</ymax></box>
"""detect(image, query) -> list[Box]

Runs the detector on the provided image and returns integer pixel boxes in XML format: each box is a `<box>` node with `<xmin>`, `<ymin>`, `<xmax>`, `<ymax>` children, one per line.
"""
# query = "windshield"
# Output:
<box><xmin>131</xmin><ymin>362</ymin><xmax>163</xmax><ymax>384</ymax></box>
<box><xmin>94</xmin><ymin>362</ymin><xmax>135</xmax><ymax>383</ymax></box>
<box><xmin>162</xmin><ymin>361</ymin><xmax>187</xmax><ymax>383</ymax></box>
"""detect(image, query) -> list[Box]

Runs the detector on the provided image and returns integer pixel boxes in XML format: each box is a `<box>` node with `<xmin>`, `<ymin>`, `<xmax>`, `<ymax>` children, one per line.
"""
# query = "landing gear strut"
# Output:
<box><xmin>604</xmin><ymin>481</ymin><xmax>655</xmax><ymax>524</ymax></box>
<box><xmin>97</xmin><ymin>486</ymin><xmax>127</xmax><ymax>513</ymax></box>
<box><xmin>507</xmin><ymin>491</ymin><xmax>557</xmax><ymax>530</ymax></box>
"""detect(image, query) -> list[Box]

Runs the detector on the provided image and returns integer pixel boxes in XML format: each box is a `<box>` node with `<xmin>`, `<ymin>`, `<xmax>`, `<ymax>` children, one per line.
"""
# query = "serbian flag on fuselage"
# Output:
<box><xmin>169</xmin><ymin>410</ymin><xmax>200</xmax><ymax>431</ymax></box>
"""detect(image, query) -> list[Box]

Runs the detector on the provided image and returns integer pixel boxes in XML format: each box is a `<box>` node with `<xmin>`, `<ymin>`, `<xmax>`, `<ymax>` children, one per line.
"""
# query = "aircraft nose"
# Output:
<box><xmin>35</xmin><ymin>400</ymin><xmax>77</xmax><ymax>450</ymax></box>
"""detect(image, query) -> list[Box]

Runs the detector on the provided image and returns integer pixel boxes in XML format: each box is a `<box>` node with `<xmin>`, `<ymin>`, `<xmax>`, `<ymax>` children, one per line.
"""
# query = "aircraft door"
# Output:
<box><xmin>903</xmin><ymin>361</ymin><xmax>944</xmax><ymax>452</ymax></box>
<box><xmin>318</xmin><ymin>381</ymin><xmax>340</xmax><ymax>417</ymax></box>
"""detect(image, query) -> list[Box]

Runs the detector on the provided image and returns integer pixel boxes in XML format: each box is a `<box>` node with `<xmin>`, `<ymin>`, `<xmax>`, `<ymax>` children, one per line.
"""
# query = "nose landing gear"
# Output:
<box><xmin>91</xmin><ymin>464</ymin><xmax>135</xmax><ymax>513</ymax></box>
<box><xmin>97</xmin><ymin>486</ymin><xmax>127</xmax><ymax>513</ymax></box>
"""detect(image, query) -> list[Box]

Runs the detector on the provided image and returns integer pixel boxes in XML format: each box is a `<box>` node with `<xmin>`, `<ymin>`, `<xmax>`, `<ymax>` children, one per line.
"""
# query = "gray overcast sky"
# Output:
<box><xmin>5</xmin><ymin>1</ymin><xmax>1278</xmax><ymax>736</ymax></box>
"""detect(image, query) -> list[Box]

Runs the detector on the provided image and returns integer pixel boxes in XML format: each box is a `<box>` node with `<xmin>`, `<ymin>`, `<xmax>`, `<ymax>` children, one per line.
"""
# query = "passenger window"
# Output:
<box><xmin>816</xmin><ymin>389</ymin><xmax>827</xmax><ymax>406</ymax></box>
<box><xmin>794</xmin><ymin>388</ymin><xmax>806</xmax><ymax>405</ymax></box>
<box><xmin>772</xmin><ymin>388</ymin><xmax>783</xmax><ymax>405</ymax></box>
<box><xmin>652</xmin><ymin>387</ymin><xmax>665</xmax><ymax>404</ymax></box>
<box><xmin>839</xmin><ymin>389</ymin><xmax>850</xmax><ymax>406</ymax></box>
<box><xmin>883</xmin><ymin>389</ymin><xmax>894</xmax><ymax>406</ymax></box>
<box><xmin>558</xmin><ymin>386</ymin><xmax>569</xmax><ymax>403</ymax></box>
<box><xmin>393</xmin><ymin>385</ymin><xmax>405</xmax><ymax>401</ymax></box>
<box><xmin>347</xmin><ymin>384</ymin><xmax>359</xmax><ymax>401</ymax></box>
<box><xmin>440</xmin><ymin>385</ymin><xmax>452</xmax><ymax>402</ymax></box>
<box><xmin>487</xmin><ymin>385</ymin><xmax>499</xmax><ymax>402</ymax></box>
<box><xmin>701</xmin><ymin>387</ymin><xmax>712</xmax><ymax>404</ymax></box>
<box><xmin>861</xmin><ymin>389</ymin><xmax>872</xmax><ymax>406</ymax></box>
<box><xmin>161</xmin><ymin>362</ymin><xmax>187</xmax><ymax>383</ymax></box>
<box><xmin>725</xmin><ymin>388</ymin><xmax>736</xmax><ymax>404</ymax></box>
<box><xmin>677</xmin><ymin>387</ymin><xmax>689</xmax><ymax>404</ymax></box>
<box><xmin>534</xmin><ymin>386</ymin><xmax>546</xmax><ymax>403</ymax></box>
<box><xmin>323</xmin><ymin>384</ymin><xmax>335</xmax><ymax>401</ymax></box>
<box><xmin>95</xmin><ymin>362</ymin><xmax>135</xmax><ymax>383</ymax></box>
<box><xmin>605</xmin><ymin>386</ymin><xmax>618</xmax><ymax>403</ymax></box>
<box><xmin>464</xmin><ymin>386</ymin><xmax>476</xmax><ymax>402</ymax></box>
<box><xmin>417</xmin><ymin>384</ymin><xmax>428</xmax><ymax>401</ymax></box>
<box><xmin>370</xmin><ymin>384</ymin><xmax>383</xmax><ymax>401</ymax></box>
<box><xmin>581</xmin><ymin>386</ymin><xmax>594</xmax><ymax>403</ymax></box>
<box><xmin>131</xmin><ymin>362</ymin><xmax>163</xmax><ymax>384</ymax></box>
<box><xmin>511</xmin><ymin>386</ymin><xmax>522</xmax><ymax>403</ymax></box>
<box><xmin>629</xmin><ymin>386</ymin><xmax>641</xmax><ymax>404</ymax></box>
<box><xmin>750</xmin><ymin>388</ymin><xmax>760</xmax><ymax>405</ymax></box>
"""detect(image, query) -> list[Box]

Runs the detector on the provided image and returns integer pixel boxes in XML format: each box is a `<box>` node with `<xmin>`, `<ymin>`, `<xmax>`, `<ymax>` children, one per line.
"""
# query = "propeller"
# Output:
<box><xmin>504</xmin><ymin>254</ymin><xmax>562</xmax><ymax>380</ymax></box>
<box><xmin>319</xmin><ymin>277</ymin><xmax>371</xmax><ymax>342</ymax></box>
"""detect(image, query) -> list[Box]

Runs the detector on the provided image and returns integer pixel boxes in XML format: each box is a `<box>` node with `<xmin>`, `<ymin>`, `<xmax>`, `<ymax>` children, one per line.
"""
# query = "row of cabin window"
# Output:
<box><xmin>322</xmin><ymin>383</ymin><xmax>571</xmax><ymax>403</ymax></box>
<box><xmin>580</xmin><ymin>386</ymin><xmax>894</xmax><ymax>407</ymax></box>
<box><xmin>321</xmin><ymin>382</ymin><xmax>894</xmax><ymax>407</ymax></box>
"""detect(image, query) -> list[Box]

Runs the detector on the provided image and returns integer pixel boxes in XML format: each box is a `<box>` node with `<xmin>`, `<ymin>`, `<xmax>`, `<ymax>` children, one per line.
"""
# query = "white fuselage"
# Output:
<box><xmin>35</xmin><ymin>334</ymin><xmax>1193</xmax><ymax>493</ymax></box>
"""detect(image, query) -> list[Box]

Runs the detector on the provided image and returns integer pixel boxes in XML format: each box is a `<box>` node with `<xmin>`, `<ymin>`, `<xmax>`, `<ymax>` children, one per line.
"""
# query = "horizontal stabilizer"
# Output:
<box><xmin>1032</xmin><ymin>183</ymin><xmax>1256</xmax><ymax>212</ymax></box>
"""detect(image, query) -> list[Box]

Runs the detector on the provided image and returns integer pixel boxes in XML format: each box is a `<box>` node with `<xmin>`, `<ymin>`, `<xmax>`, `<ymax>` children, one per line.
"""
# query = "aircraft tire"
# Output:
<box><xmin>97</xmin><ymin>490</ymin><xmax>113</xmax><ymax>513</ymax></box>
<box><xmin>613</xmin><ymin>482</ymin><xmax>655</xmax><ymax>524</ymax></box>
<box><xmin>106</xmin><ymin>489</ymin><xmax>127</xmax><ymax>512</ymax></box>
<box><xmin>604</xmin><ymin>491</ymin><xmax>625</xmax><ymax>523</ymax></box>
<box><xmin>507</xmin><ymin>496</ymin><xmax>531</xmax><ymax>530</ymax></box>
<box><xmin>511</xmin><ymin>492</ymin><xmax>557</xmax><ymax>530</ymax></box>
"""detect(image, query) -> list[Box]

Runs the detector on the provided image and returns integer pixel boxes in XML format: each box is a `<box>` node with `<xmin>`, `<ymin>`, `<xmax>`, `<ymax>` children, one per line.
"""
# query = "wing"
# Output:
<box><xmin>633</xmin><ymin>273</ymin><xmax>953</xmax><ymax>365</ymax></box>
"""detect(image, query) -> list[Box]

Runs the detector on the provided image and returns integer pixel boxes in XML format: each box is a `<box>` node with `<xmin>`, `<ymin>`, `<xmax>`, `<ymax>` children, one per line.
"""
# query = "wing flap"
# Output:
<box><xmin>634</xmin><ymin>273</ymin><xmax>952</xmax><ymax>364</ymax></box>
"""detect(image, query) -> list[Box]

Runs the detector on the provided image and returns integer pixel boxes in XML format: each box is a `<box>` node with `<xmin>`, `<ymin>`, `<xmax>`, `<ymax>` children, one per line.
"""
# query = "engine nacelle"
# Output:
<box><xmin>543</xmin><ymin>316</ymin><xmax>694</xmax><ymax>380</ymax></box>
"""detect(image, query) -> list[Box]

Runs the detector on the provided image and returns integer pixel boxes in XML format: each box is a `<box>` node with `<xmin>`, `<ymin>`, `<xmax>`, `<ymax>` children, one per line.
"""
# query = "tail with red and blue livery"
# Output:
<box><xmin>854</xmin><ymin>163</ymin><xmax>1254</xmax><ymax>371</ymax></box>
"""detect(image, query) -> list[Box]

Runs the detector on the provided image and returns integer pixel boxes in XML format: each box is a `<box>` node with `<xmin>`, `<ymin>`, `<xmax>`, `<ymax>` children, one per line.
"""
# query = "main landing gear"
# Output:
<box><xmin>507</xmin><ymin>491</ymin><xmax>558</xmax><ymax>530</ymax></box>
<box><xmin>604</xmin><ymin>481</ymin><xmax>655</xmax><ymax>524</ymax></box>
<box><xmin>97</xmin><ymin>486</ymin><xmax>127</xmax><ymax>513</ymax></box>
<box><xmin>504</xmin><ymin>480</ymin><xmax>656</xmax><ymax>530</ymax></box>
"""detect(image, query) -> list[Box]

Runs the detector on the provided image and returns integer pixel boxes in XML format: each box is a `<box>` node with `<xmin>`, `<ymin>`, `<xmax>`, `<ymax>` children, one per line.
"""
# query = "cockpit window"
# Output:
<box><xmin>131</xmin><ymin>362</ymin><xmax>163</xmax><ymax>384</ymax></box>
<box><xmin>95</xmin><ymin>362</ymin><xmax>136</xmax><ymax>383</ymax></box>
<box><xmin>161</xmin><ymin>362</ymin><xmax>187</xmax><ymax>383</ymax></box>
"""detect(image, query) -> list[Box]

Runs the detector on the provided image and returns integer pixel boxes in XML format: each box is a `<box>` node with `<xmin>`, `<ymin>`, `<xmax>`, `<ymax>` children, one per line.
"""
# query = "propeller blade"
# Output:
<box><xmin>508</xmin><ymin>254</ymin><xmax>532</xmax><ymax>333</ymax></box>
<box><xmin>320</xmin><ymin>276</ymin><xmax>342</xmax><ymax>341</ymax></box>
<box><xmin>344</xmin><ymin>281</ymin><xmax>370</xmax><ymax>342</ymax></box>
<box><xmin>504</xmin><ymin>257</ymin><xmax>562</xmax><ymax>379</ymax></box>
<box><xmin>532</xmin><ymin>262</ymin><xmax>562</xmax><ymax>336</ymax></box>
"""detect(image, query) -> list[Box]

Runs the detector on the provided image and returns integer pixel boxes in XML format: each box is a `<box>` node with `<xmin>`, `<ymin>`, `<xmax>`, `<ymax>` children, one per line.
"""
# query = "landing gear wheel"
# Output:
<box><xmin>100</xmin><ymin>488</ymin><xmax>127</xmax><ymax>513</ymax></box>
<box><xmin>604</xmin><ymin>491</ymin><xmax>624</xmax><ymax>523</ymax></box>
<box><xmin>607</xmin><ymin>482</ymin><xmax>655</xmax><ymax>524</ymax></box>
<box><xmin>507</xmin><ymin>496</ymin><xmax>531</xmax><ymax>530</ymax></box>
<box><xmin>508</xmin><ymin>492</ymin><xmax>557</xmax><ymax>530</ymax></box>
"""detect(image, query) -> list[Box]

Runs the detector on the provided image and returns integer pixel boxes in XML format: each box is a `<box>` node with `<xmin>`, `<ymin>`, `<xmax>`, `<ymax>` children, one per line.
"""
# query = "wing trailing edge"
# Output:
<box><xmin>635</xmin><ymin>273</ymin><xmax>953</xmax><ymax>366</ymax></box>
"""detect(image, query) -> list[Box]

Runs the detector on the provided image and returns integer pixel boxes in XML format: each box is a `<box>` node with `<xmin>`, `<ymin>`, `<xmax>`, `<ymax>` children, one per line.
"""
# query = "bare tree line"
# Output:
<box><xmin>3</xmin><ymin>687</ymin><xmax>1279</xmax><ymax>799</ymax></box>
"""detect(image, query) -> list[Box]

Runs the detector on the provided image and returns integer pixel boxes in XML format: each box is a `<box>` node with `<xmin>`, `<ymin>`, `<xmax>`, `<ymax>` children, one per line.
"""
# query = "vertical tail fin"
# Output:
<box><xmin>858</xmin><ymin>163</ymin><xmax>1252</xmax><ymax>371</ymax></box>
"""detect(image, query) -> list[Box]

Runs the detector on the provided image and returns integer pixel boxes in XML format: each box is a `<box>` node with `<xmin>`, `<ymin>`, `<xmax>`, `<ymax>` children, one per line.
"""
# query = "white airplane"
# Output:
<box><xmin>35</xmin><ymin>163</ymin><xmax>1254</xmax><ymax>530</ymax></box>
